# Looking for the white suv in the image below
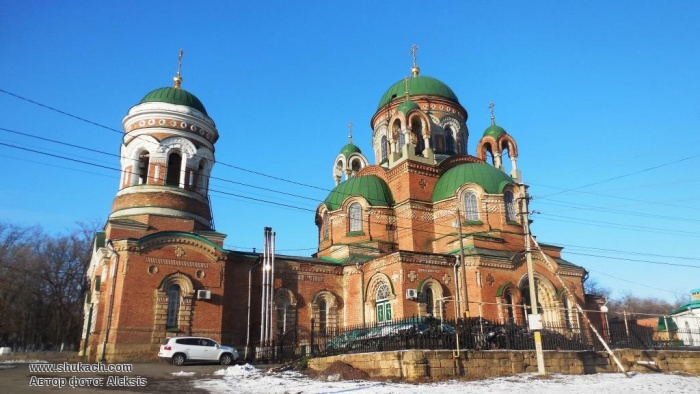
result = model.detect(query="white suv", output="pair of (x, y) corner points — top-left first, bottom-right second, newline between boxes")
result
(158, 337), (239, 366)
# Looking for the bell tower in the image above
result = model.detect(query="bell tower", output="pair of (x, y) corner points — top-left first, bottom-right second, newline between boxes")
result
(108, 50), (220, 235)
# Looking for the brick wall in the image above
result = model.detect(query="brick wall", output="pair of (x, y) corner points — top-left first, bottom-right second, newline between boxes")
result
(309, 349), (700, 381)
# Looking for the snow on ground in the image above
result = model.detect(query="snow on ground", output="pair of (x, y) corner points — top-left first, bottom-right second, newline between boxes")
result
(171, 370), (197, 376)
(193, 364), (700, 394)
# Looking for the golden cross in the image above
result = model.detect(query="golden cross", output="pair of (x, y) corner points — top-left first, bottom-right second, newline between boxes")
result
(409, 44), (418, 67)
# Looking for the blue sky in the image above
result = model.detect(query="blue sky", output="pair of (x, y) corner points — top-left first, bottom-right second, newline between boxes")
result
(1, 1), (698, 304)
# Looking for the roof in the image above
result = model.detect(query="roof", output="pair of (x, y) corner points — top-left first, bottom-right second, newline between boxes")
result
(483, 124), (507, 139)
(140, 87), (208, 115)
(396, 99), (420, 115)
(669, 299), (700, 315)
(324, 175), (394, 211)
(377, 76), (459, 109)
(340, 143), (362, 157)
(432, 162), (514, 202)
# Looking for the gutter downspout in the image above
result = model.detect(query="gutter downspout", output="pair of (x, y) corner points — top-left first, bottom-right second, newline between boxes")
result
(101, 240), (118, 363)
(245, 256), (263, 361)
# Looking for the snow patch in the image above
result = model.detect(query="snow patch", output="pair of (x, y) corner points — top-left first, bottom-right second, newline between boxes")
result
(171, 371), (196, 376)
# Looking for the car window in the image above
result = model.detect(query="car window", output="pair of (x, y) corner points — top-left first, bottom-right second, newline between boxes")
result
(176, 338), (197, 345)
(202, 339), (216, 347)
(162, 338), (171, 345)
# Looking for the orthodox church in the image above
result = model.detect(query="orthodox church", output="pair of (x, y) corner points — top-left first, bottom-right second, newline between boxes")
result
(80, 50), (592, 362)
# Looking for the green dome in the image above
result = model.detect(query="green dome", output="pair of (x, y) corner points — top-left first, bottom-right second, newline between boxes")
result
(340, 143), (362, 157)
(324, 175), (394, 211)
(140, 87), (208, 116)
(483, 124), (507, 139)
(377, 76), (459, 109)
(432, 163), (513, 202)
(397, 99), (420, 115)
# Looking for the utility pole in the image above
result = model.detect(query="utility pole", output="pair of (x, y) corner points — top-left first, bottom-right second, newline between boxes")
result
(456, 209), (470, 318)
(519, 184), (546, 375)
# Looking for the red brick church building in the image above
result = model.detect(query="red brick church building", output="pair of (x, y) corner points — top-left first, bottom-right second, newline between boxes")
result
(80, 55), (590, 362)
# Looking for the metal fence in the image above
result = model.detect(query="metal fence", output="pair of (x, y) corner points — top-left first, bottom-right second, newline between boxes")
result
(251, 313), (700, 362)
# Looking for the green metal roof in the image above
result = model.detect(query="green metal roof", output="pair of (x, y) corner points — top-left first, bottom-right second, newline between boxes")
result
(324, 175), (394, 211)
(483, 124), (507, 139)
(397, 99), (420, 115)
(377, 76), (459, 109)
(140, 87), (208, 115)
(669, 299), (700, 315)
(340, 143), (362, 157)
(432, 163), (513, 202)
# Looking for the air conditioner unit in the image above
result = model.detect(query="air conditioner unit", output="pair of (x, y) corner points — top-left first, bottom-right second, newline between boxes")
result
(197, 289), (211, 300)
(406, 289), (418, 300)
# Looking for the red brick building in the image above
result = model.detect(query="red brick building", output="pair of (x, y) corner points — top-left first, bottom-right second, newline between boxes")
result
(81, 58), (589, 362)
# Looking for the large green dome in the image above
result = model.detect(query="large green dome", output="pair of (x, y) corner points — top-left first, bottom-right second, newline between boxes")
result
(140, 87), (208, 116)
(432, 163), (513, 202)
(324, 175), (394, 211)
(378, 76), (459, 109)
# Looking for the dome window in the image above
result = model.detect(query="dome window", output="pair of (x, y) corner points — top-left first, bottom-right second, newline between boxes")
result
(349, 203), (362, 232)
(464, 191), (479, 221)
(166, 152), (182, 187)
(137, 151), (150, 185)
(504, 191), (516, 222)
(380, 135), (388, 162)
(445, 127), (455, 154)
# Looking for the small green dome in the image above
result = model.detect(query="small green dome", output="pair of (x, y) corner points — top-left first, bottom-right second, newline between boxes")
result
(140, 87), (208, 116)
(432, 163), (513, 202)
(483, 124), (507, 139)
(340, 143), (362, 157)
(324, 175), (394, 211)
(397, 100), (420, 115)
(377, 76), (459, 109)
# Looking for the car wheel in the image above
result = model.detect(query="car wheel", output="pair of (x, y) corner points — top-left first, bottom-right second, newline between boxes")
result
(220, 353), (233, 366)
(172, 353), (186, 366)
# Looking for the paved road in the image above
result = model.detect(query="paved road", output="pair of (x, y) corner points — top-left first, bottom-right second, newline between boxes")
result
(0, 360), (247, 393)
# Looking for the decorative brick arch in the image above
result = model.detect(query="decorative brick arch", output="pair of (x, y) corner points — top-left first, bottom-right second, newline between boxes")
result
(417, 277), (444, 317)
(152, 272), (195, 344)
(310, 290), (340, 335)
(273, 287), (298, 337)
(365, 273), (395, 305)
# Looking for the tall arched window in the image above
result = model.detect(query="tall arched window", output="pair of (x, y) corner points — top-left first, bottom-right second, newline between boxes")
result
(412, 118), (424, 156)
(349, 203), (362, 232)
(166, 152), (182, 186)
(166, 284), (181, 329)
(137, 151), (150, 185)
(504, 290), (515, 324)
(318, 299), (327, 335)
(504, 191), (516, 222)
(322, 211), (329, 240)
(424, 286), (434, 316)
(464, 191), (479, 221)
(445, 128), (455, 154)
(275, 297), (289, 336)
(380, 135), (388, 162)
(398, 132), (405, 156)
(376, 283), (392, 323)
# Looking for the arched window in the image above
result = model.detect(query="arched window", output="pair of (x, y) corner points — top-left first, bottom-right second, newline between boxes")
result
(166, 284), (181, 329)
(464, 191), (479, 221)
(376, 283), (392, 323)
(196, 161), (207, 194)
(275, 297), (289, 336)
(166, 152), (182, 186)
(318, 299), (328, 335)
(412, 118), (424, 156)
(424, 286), (434, 316)
(445, 128), (455, 154)
(504, 290), (515, 324)
(349, 203), (362, 232)
(380, 135), (388, 162)
(322, 211), (329, 240)
(137, 151), (150, 185)
(398, 132), (405, 156)
(504, 191), (516, 222)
